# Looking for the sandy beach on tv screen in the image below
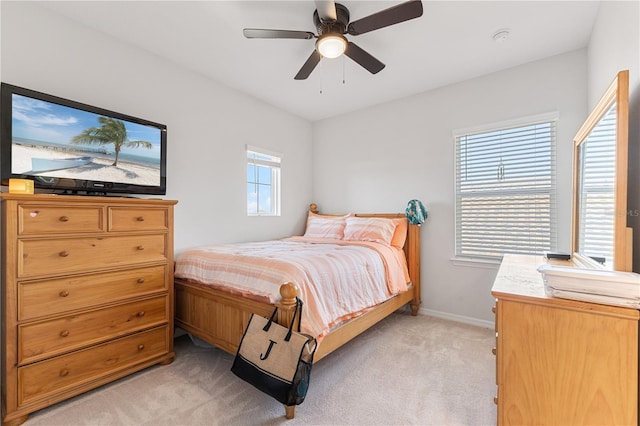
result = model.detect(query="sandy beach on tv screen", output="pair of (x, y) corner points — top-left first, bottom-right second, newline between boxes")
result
(12, 144), (159, 186)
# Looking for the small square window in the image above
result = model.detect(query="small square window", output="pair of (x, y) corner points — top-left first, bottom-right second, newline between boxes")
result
(247, 147), (281, 216)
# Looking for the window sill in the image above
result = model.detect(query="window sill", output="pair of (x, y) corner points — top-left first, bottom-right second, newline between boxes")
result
(451, 256), (501, 269)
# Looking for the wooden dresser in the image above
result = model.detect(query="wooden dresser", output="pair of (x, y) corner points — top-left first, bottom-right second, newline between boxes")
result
(1, 193), (178, 426)
(492, 254), (639, 425)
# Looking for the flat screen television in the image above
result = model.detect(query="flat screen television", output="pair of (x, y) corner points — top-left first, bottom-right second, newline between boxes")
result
(0, 83), (167, 196)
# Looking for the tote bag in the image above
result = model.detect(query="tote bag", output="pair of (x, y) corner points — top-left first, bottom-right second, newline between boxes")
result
(231, 298), (317, 406)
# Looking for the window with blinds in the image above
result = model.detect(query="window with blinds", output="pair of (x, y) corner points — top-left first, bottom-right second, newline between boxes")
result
(455, 117), (557, 260)
(247, 146), (281, 216)
(576, 103), (616, 264)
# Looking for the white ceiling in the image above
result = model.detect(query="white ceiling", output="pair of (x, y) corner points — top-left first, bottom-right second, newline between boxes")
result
(36, 1), (600, 122)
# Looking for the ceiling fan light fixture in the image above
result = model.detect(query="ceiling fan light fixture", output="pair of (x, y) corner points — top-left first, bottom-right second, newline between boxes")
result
(316, 34), (347, 58)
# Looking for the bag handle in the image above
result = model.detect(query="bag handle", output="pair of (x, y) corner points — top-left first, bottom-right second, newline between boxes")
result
(262, 297), (304, 342)
(288, 298), (306, 340)
(295, 298), (303, 333)
(262, 306), (279, 332)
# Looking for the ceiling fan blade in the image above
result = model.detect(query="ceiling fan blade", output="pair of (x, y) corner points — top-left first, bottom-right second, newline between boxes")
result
(294, 50), (322, 80)
(347, 0), (423, 36)
(344, 42), (385, 74)
(243, 28), (315, 40)
(315, 0), (337, 22)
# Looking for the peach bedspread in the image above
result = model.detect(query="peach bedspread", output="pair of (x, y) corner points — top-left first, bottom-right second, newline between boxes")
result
(174, 236), (410, 339)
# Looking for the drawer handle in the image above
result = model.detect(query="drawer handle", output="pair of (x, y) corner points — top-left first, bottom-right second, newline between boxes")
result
(59, 290), (69, 298)
(137, 216), (145, 222)
(493, 396), (498, 405)
(136, 311), (146, 318)
(60, 368), (70, 377)
(137, 278), (146, 284)
(492, 347), (496, 355)
(138, 344), (145, 351)
(137, 246), (145, 251)
(491, 306), (496, 314)
(59, 216), (69, 222)
(59, 251), (70, 257)
(60, 330), (70, 338)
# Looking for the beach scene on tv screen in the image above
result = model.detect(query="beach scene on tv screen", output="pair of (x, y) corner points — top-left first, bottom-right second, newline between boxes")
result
(11, 93), (162, 186)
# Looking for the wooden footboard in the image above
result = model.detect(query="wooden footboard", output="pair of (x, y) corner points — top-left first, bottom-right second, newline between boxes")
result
(174, 278), (417, 361)
(174, 281), (300, 355)
(174, 206), (421, 418)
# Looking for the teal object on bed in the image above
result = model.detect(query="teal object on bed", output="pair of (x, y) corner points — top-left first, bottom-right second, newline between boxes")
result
(405, 199), (427, 226)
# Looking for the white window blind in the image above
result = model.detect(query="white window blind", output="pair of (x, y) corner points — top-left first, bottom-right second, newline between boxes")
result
(455, 117), (557, 260)
(576, 103), (616, 264)
(247, 146), (281, 216)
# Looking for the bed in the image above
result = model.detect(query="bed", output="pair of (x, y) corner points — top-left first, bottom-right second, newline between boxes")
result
(173, 204), (421, 418)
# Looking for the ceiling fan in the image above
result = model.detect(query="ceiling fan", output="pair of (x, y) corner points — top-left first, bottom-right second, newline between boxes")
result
(243, 0), (423, 80)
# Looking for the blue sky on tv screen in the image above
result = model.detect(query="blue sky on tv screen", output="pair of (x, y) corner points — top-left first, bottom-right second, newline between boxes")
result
(12, 93), (162, 160)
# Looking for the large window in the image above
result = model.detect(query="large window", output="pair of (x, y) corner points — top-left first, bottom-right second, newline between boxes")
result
(247, 146), (281, 216)
(454, 115), (557, 261)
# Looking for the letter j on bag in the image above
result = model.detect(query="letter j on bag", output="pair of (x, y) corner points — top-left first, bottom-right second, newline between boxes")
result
(260, 339), (277, 360)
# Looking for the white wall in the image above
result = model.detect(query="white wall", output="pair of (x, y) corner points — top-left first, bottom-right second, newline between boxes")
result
(588, 1), (640, 109)
(312, 50), (587, 324)
(0, 2), (314, 252)
(588, 0), (640, 272)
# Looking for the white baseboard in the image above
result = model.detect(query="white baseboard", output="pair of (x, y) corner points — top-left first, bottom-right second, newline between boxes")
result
(419, 307), (494, 329)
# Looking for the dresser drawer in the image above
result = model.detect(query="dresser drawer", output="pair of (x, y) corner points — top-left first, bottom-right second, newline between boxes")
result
(18, 234), (167, 278)
(109, 207), (168, 232)
(19, 265), (167, 320)
(19, 295), (168, 364)
(18, 205), (103, 235)
(18, 326), (168, 405)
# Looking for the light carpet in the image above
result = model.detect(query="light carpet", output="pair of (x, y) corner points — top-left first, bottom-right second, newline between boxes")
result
(24, 311), (497, 425)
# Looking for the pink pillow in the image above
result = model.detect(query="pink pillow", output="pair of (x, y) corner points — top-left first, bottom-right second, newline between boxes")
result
(343, 217), (397, 246)
(390, 218), (408, 248)
(304, 212), (348, 239)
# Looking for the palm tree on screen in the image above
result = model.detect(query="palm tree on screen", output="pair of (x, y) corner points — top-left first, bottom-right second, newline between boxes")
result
(72, 117), (152, 166)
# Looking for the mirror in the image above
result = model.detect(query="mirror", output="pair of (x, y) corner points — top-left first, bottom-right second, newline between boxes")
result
(572, 70), (632, 271)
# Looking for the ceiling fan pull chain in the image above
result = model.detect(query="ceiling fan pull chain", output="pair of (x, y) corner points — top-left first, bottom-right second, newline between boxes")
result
(319, 60), (324, 94)
(343, 55), (346, 84)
